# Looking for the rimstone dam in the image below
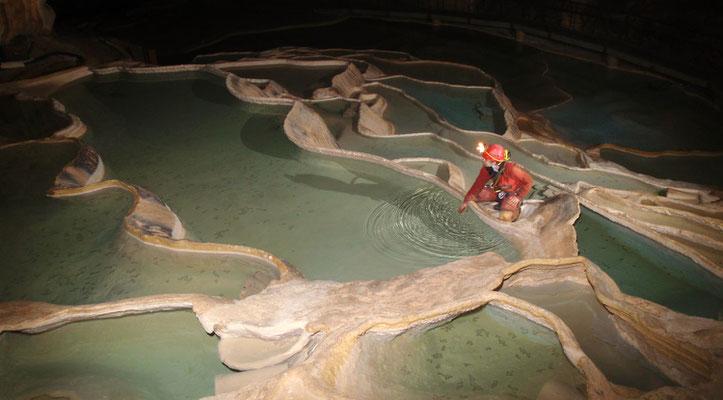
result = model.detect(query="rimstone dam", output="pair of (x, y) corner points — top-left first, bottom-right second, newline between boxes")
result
(1, 2), (722, 400)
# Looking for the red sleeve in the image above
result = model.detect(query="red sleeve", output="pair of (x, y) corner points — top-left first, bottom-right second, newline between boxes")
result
(509, 163), (533, 197)
(464, 167), (491, 202)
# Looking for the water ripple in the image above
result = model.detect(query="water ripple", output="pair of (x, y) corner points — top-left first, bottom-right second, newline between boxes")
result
(366, 186), (507, 264)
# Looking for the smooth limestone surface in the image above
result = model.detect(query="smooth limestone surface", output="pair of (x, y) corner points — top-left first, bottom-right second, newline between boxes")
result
(54, 74), (518, 281)
(219, 64), (348, 98)
(348, 305), (587, 400)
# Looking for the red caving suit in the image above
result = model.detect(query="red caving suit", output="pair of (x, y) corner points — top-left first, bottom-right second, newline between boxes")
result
(463, 162), (533, 219)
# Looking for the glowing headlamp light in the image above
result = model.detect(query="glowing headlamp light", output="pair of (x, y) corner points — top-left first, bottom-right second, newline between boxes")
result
(476, 142), (486, 154)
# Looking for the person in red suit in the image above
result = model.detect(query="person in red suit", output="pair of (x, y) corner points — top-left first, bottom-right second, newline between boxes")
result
(457, 143), (533, 222)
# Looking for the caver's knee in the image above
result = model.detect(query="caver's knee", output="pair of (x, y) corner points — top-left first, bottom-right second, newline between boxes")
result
(499, 210), (516, 222)
(499, 195), (521, 222)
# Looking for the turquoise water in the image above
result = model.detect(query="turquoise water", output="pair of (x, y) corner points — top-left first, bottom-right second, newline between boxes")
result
(576, 208), (723, 320)
(339, 132), (483, 185)
(600, 149), (723, 188)
(540, 54), (723, 153)
(319, 100), (483, 185)
(348, 305), (586, 399)
(351, 84), (661, 193)
(503, 282), (674, 390)
(328, 78), (722, 320)
(0, 311), (230, 400)
(0, 142), (277, 305)
(54, 75), (518, 281)
(373, 76), (505, 133)
(516, 139), (583, 167)
(234, 19), (723, 186)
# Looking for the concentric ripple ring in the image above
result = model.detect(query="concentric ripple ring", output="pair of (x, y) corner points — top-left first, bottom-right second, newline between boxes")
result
(366, 186), (509, 264)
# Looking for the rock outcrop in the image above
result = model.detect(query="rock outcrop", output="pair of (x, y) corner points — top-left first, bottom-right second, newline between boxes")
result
(0, 0), (55, 46)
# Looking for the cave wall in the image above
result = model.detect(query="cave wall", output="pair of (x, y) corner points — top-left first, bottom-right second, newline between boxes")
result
(329, 0), (722, 92)
(0, 0), (55, 45)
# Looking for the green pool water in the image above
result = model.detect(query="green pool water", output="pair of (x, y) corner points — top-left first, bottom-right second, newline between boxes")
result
(71, 17), (723, 396)
(0, 311), (230, 400)
(347, 305), (586, 400)
(0, 72), (522, 398)
(53, 73), (518, 281)
(576, 208), (723, 320)
(0, 142), (277, 305)
(4, 27), (721, 397)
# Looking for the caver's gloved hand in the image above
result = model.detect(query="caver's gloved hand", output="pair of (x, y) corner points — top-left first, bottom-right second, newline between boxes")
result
(504, 194), (522, 209)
